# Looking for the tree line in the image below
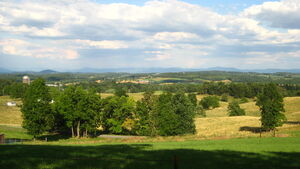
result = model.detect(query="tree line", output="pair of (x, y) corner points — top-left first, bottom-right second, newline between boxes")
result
(21, 78), (197, 138)
(21, 78), (286, 138)
(1, 78), (300, 100)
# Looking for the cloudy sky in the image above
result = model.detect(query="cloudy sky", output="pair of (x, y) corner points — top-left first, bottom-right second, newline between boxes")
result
(0, 0), (300, 71)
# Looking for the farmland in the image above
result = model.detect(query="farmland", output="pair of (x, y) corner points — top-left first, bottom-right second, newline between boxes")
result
(0, 94), (300, 169)
(1, 137), (300, 169)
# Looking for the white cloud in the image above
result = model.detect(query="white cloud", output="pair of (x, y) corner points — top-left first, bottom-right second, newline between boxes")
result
(0, 39), (78, 60)
(0, 0), (300, 69)
(74, 39), (128, 49)
(243, 0), (300, 29)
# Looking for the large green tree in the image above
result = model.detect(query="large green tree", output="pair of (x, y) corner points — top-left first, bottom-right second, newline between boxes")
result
(135, 91), (157, 136)
(21, 78), (54, 137)
(55, 86), (102, 138)
(101, 95), (136, 134)
(153, 92), (196, 136)
(256, 83), (286, 131)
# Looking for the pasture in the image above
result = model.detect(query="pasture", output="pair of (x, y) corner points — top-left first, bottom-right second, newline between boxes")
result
(0, 95), (300, 140)
(1, 137), (300, 169)
(0, 95), (300, 169)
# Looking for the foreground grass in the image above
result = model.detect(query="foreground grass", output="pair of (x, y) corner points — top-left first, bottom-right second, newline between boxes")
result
(1, 137), (299, 169)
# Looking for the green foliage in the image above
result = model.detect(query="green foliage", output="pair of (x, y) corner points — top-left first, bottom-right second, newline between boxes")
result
(221, 93), (229, 102)
(188, 93), (197, 107)
(5, 82), (27, 98)
(21, 78), (54, 137)
(54, 86), (102, 137)
(101, 96), (135, 134)
(240, 97), (249, 104)
(196, 105), (206, 117)
(228, 100), (245, 116)
(200, 96), (220, 110)
(153, 92), (196, 136)
(114, 88), (128, 97)
(135, 91), (157, 136)
(256, 83), (286, 131)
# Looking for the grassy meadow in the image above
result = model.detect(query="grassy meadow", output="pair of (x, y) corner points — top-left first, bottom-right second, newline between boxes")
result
(0, 95), (300, 169)
(1, 137), (300, 169)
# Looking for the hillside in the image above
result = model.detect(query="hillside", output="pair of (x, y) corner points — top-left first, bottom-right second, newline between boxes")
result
(0, 95), (299, 139)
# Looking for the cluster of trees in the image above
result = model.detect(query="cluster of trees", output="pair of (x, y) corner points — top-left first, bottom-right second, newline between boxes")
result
(12, 77), (287, 138)
(79, 81), (300, 98)
(21, 78), (196, 138)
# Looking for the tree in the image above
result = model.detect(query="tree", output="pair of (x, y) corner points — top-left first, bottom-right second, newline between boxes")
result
(79, 89), (102, 137)
(101, 95), (136, 134)
(228, 100), (245, 116)
(152, 92), (178, 136)
(54, 86), (102, 138)
(152, 92), (196, 136)
(172, 92), (196, 134)
(196, 105), (206, 117)
(21, 78), (54, 137)
(256, 83), (286, 133)
(199, 96), (220, 110)
(220, 93), (228, 102)
(135, 91), (157, 136)
(188, 93), (197, 107)
(7, 82), (28, 98)
(114, 88), (128, 97)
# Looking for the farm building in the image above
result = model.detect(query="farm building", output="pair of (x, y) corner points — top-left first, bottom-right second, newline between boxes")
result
(6, 101), (16, 107)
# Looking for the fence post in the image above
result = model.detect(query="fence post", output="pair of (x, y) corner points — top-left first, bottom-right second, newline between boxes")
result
(173, 155), (178, 169)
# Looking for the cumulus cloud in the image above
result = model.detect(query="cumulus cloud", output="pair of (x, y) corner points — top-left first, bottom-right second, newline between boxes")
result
(243, 0), (300, 29)
(0, 39), (78, 60)
(0, 0), (299, 69)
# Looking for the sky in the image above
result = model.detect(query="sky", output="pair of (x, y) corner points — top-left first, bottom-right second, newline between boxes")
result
(0, 0), (300, 71)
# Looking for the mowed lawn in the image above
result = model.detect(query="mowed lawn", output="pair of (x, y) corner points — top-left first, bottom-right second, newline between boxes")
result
(1, 137), (300, 169)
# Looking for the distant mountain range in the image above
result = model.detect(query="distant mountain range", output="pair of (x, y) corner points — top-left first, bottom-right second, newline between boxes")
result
(1, 67), (300, 74)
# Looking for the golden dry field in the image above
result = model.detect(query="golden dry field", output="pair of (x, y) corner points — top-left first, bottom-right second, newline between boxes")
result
(0, 96), (22, 126)
(0, 95), (299, 139)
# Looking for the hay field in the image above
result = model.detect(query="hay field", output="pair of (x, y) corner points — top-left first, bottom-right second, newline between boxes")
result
(0, 96), (22, 126)
(284, 97), (300, 121)
(0, 95), (299, 139)
(100, 91), (163, 101)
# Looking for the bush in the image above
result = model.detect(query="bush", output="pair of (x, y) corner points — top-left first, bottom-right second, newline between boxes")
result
(196, 105), (206, 117)
(228, 100), (245, 116)
(240, 97), (249, 104)
(221, 94), (229, 102)
(199, 96), (220, 110)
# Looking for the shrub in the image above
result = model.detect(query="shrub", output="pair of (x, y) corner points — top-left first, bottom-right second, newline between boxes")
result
(228, 100), (245, 116)
(199, 96), (220, 110)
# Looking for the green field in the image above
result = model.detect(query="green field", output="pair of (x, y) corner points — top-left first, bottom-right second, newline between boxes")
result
(1, 137), (300, 169)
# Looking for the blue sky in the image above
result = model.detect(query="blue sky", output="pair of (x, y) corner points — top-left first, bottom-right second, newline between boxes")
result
(0, 0), (300, 71)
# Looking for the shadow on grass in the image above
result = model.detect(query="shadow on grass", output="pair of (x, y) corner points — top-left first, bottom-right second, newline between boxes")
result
(239, 126), (263, 133)
(285, 121), (300, 125)
(37, 133), (71, 141)
(0, 144), (299, 169)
